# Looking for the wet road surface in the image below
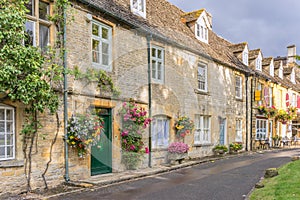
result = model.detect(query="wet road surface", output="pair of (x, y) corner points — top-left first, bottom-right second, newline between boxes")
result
(50, 149), (300, 200)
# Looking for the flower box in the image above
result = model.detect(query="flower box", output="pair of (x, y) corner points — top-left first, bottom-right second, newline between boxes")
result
(168, 153), (188, 164)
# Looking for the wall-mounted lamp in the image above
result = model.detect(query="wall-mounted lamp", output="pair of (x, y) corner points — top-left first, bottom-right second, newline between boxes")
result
(85, 13), (92, 23)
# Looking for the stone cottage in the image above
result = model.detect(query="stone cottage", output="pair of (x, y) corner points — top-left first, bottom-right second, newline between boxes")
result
(3, 0), (298, 195)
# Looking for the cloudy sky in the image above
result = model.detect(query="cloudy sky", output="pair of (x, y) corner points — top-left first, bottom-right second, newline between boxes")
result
(167, 0), (299, 58)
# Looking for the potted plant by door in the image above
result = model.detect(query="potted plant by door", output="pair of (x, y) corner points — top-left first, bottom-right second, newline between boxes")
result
(213, 144), (228, 156)
(229, 142), (243, 154)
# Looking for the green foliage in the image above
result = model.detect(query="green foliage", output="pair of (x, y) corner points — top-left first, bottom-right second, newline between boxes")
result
(72, 66), (120, 96)
(0, 0), (59, 115)
(213, 144), (228, 152)
(229, 142), (243, 151)
(122, 151), (143, 170)
(250, 160), (300, 200)
(0, 0), (64, 191)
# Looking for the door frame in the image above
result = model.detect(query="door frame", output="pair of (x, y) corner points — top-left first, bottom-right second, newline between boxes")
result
(90, 107), (112, 175)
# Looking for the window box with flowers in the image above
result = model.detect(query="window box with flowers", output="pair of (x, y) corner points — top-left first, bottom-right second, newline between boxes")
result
(276, 109), (293, 124)
(257, 105), (278, 119)
(257, 105), (268, 115)
(174, 116), (194, 138)
(119, 101), (151, 170)
(67, 113), (104, 158)
(167, 142), (189, 164)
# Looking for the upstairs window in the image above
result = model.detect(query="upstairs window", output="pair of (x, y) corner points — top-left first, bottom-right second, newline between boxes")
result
(0, 105), (15, 161)
(292, 93), (297, 107)
(25, 0), (51, 50)
(279, 65), (283, 79)
(235, 76), (242, 99)
(242, 49), (248, 66)
(256, 57), (262, 71)
(269, 87), (273, 107)
(198, 63), (207, 92)
(130, 0), (146, 18)
(151, 46), (164, 83)
(92, 21), (112, 71)
(195, 17), (208, 43)
(291, 68), (296, 83)
(270, 62), (274, 77)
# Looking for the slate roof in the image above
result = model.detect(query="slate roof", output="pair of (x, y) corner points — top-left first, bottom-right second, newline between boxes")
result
(249, 49), (261, 60)
(181, 9), (204, 23)
(229, 43), (247, 53)
(77, 0), (298, 88)
(78, 0), (250, 73)
(262, 57), (272, 67)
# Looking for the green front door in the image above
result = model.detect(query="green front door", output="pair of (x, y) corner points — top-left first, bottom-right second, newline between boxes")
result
(91, 108), (112, 175)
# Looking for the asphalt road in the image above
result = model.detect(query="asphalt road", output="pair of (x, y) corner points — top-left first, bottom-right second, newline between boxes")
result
(50, 149), (300, 200)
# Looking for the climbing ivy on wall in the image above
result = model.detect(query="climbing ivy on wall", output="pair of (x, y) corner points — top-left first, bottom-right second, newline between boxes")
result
(1, 0), (120, 193)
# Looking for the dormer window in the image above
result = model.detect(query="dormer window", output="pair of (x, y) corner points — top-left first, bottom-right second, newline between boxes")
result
(195, 17), (208, 43)
(130, 0), (146, 18)
(242, 48), (248, 66)
(279, 65), (283, 79)
(256, 55), (262, 71)
(270, 61), (274, 77)
(291, 68), (296, 83)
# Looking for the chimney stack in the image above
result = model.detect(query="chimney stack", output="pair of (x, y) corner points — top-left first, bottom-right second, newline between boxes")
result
(287, 45), (296, 63)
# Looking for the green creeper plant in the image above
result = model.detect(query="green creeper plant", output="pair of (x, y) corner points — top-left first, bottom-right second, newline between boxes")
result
(1, 0), (120, 192)
(0, 0), (61, 192)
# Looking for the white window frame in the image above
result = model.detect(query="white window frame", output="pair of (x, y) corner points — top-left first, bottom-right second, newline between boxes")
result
(130, 0), (146, 18)
(194, 115), (211, 145)
(291, 68), (296, 83)
(270, 62), (274, 77)
(292, 93), (297, 107)
(279, 65), (283, 79)
(198, 63), (208, 92)
(256, 57), (262, 71)
(235, 75), (242, 99)
(269, 87), (273, 107)
(151, 116), (169, 149)
(195, 17), (208, 43)
(242, 49), (248, 66)
(0, 105), (15, 161)
(256, 119), (267, 140)
(151, 46), (164, 83)
(25, 0), (51, 50)
(91, 20), (112, 71)
(235, 119), (242, 142)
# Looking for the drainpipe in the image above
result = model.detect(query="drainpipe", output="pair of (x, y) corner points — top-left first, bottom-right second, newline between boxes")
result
(245, 74), (249, 151)
(147, 34), (152, 168)
(250, 77), (254, 151)
(63, 4), (70, 182)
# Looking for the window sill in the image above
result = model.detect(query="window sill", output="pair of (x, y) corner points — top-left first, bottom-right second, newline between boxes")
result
(194, 89), (210, 95)
(0, 160), (24, 168)
(235, 97), (243, 102)
(193, 143), (213, 147)
(151, 147), (168, 152)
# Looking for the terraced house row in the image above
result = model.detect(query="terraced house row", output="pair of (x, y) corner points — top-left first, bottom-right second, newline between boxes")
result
(1, 0), (300, 194)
